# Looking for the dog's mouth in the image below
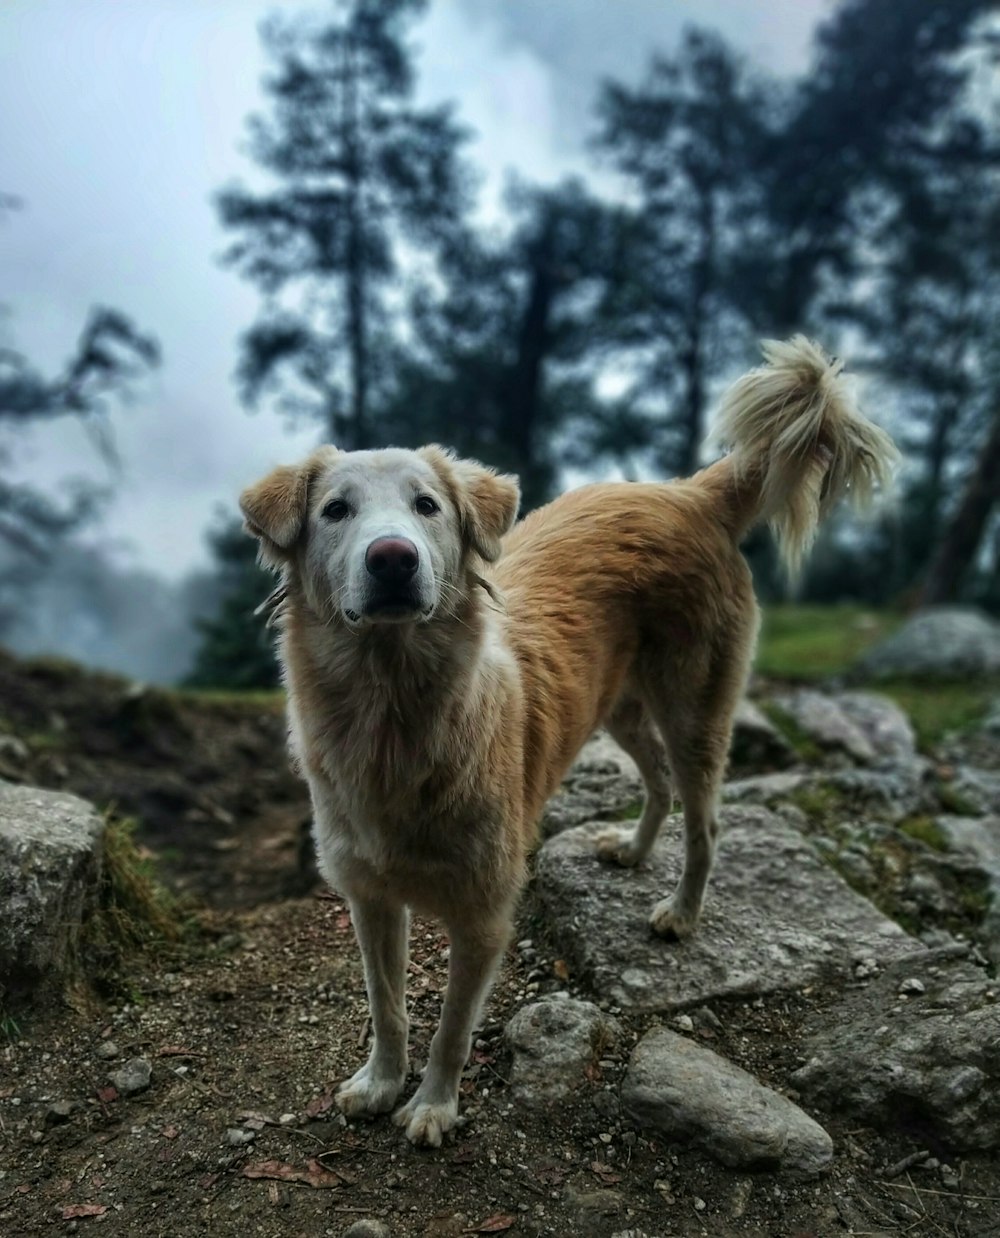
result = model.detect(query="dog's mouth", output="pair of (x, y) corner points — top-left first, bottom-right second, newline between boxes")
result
(345, 593), (435, 626)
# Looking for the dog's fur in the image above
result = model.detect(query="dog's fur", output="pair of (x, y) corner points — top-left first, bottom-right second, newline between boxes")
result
(240, 336), (897, 1147)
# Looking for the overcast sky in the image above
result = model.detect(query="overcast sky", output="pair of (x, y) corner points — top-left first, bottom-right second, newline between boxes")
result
(0, 0), (831, 580)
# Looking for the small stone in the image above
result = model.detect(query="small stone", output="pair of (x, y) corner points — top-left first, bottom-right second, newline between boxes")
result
(95, 1041), (119, 1060)
(109, 1057), (152, 1096)
(278, 1113), (298, 1126)
(342, 1221), (391, 1238)
(899, 977), (926, 995)
(225, 1128), (255, 1146)
(44, 1100), (76, 1125)
(672, 1015), (694, 1033)
(694, 1197), (707, 1211)
(854, 958), (879, 980)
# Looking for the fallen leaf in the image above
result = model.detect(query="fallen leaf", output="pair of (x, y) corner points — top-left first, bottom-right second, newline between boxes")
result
(304, 1092), (336, 1119)
(96, 1085), (118, 1104)
(465, 1215), (517, 1234)
(61, 1204), (108, 1220)
(157, 1045), (203, 1058)
(552, 959), (570, 981)
(590, 1160), (622, 1185)
(198, 1172), (221, 1190)
(161, 1124), (180, 1139)
(15, 1184), (31, 1195)
(238, 1110), (276, 1130)
(243, 1158), (344, 1189)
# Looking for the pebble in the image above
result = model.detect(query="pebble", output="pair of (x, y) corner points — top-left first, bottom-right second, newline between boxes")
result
(279, 1113), (298, 1126)
(44, 1100), (76, 1125)
(672, 1015), (694, 1033)
(342, 1221), (391, 1238)
(899, 977), (926, 995)
(109, 1057), (152, 1096)
(95, 1041), (119, 1060)
(694, 1197), (707, 1212)
(225, 1128), (256, 1146)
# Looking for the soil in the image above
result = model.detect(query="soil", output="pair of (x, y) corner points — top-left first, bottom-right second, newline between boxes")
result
(2, 650), (999, 1237)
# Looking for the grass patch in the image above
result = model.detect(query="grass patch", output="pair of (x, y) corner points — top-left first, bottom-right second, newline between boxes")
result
(82, 816), (196, 992)
(898, 815), (949, 852)
(787, 782), (850, 828)
(175, 687), (284, 711)
(616, 800), (644, 821)
(756, 605), (901, 681)
(873, 681), (993, 750)
(937, 781), (983, 817)
(760, 702), (823, 763)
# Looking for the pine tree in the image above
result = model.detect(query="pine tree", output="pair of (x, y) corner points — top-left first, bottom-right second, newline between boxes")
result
(217, 0), (470, 448)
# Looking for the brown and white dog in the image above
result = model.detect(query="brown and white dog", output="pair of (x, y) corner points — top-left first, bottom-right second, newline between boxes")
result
(240, 337), (897, 1146)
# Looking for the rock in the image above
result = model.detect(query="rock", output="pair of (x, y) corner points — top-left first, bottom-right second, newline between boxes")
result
(95, 1041), (119, 1060)
(0, 734), (30, 765)
(623, 1028), (833, 1174)
(225, 1128), (255, 1146)
(506, 997), (620, 1108)
(0, 782), (104, 995)
(44, 1100), (77, 1125)
(770, 690), (877, 764)
(792, 950), (1000, 1150)
(109, 1057), (152, 1096)
(936, 814), (1000, 962)
(342, 1222), (391, 1238)
(541, 732), (643, 837)
(729, 700), (796, 774)
(533, 807), (917, 1013)
(833, 692), (918, 764)
(946, 767), (1000, 815)
(852, 607), (1000, 682)
(723, 764), (929, 824)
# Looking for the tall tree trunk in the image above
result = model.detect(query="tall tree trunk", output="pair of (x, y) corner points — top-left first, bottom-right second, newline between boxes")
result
(342, 39), (369, 449)
(675, 185), (715, 477)
(506, 211), (556, 508)
(920, 404), (1000, 606)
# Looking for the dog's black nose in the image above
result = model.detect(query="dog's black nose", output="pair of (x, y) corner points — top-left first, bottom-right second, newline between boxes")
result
(365, 536), (419, 583)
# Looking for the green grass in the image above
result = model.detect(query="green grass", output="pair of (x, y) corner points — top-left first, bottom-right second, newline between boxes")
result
(174, 687), (284, 711)
(81, 816), (197, 993)
(898, 815), (949, 852)
(756, 605), (901, 680)
(874, 681), (994, 750)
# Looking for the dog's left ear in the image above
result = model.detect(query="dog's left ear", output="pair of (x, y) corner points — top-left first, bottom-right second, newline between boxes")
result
(420, 447), (520, 562)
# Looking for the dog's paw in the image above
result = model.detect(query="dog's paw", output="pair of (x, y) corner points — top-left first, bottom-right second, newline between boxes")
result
(649, 896), (699, 940)
(335, 1063), (405, 1118)
(593, 825), (642, 868)
(392, 1095), (458, 1148)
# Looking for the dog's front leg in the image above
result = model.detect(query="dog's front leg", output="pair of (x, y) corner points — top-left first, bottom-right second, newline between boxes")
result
(394, 915), (510, 1148)
(335, 896), (410, 1117)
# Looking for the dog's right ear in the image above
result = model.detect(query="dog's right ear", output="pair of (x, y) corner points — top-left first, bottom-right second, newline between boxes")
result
(240, 462), (313, 572)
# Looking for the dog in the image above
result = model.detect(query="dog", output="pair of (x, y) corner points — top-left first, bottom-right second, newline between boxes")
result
(240, 336), (897, 1147)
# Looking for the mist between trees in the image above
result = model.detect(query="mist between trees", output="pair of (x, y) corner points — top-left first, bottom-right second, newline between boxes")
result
(2, 0), (999, 687)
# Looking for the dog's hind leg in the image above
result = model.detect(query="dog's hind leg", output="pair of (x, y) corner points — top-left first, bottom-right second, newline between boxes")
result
(645, 655), (747, 940)
(394, 912), (511, 1147)
(593, 696), (673, 868)
(335, 897), (410, 1117)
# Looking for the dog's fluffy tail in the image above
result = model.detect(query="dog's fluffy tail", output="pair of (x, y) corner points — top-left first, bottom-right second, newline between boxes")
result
(709, 336), (898, 576)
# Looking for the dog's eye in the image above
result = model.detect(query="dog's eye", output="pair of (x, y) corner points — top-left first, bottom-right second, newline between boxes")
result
(415, 495), (439, 517)
(322, 499), (350, 522)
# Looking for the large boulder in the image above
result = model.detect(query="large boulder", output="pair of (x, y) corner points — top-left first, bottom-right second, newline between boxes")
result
(533, 807), (917, 1013)
(623, 1027), (833, 1174)
(0, 781), (104, 995)
(792, 948), (1000, 1151)
(852, 607), (1000, 682)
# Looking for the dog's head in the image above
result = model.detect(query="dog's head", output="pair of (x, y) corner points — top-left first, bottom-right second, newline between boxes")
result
(240, 445), (520, 628)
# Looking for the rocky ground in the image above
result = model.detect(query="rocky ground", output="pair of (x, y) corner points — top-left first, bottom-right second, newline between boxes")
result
(2, 609), (1000, 1237)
